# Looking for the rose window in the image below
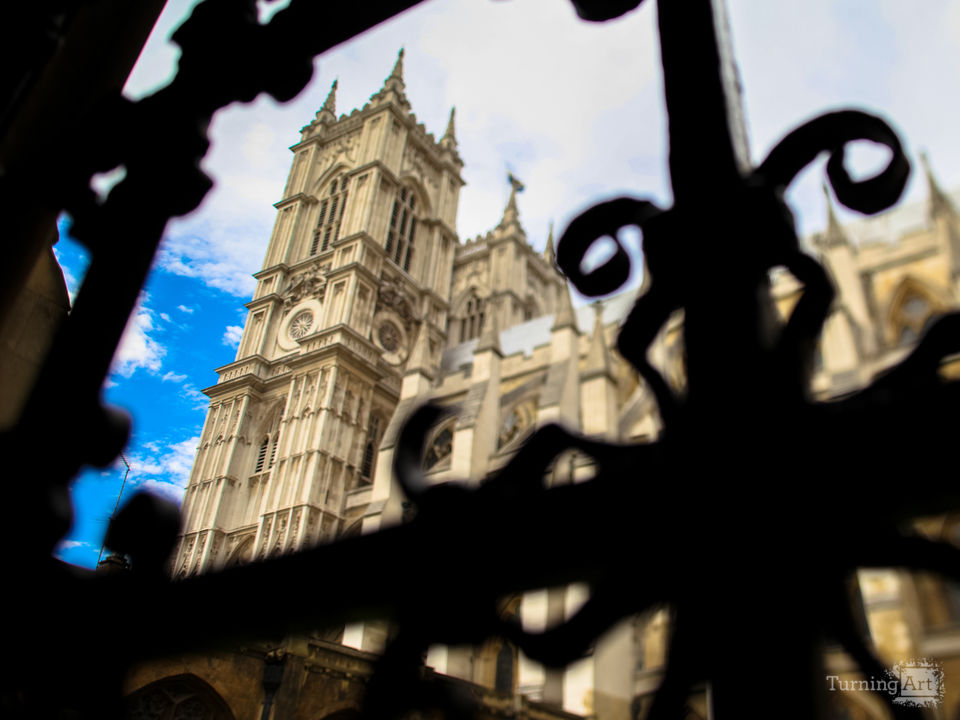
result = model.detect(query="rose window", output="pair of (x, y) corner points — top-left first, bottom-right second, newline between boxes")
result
(378, 322), (401, 352)
(289, 310), (314, 339)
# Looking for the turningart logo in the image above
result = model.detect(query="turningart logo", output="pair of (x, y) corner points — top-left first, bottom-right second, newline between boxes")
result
(826, 658), (944, 708)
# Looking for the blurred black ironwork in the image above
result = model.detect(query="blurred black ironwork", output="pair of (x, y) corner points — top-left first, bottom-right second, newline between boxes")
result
(3, 0), (959, 718)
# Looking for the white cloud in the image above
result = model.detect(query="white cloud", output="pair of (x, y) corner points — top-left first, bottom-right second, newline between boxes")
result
(181, 384), (210, 410)
(161, 370), (187, 383)
(242, 123), (278, 169)
(140, 478), (191, 504)
(160, 312), (172, 322)
(124, 434), (202, 504)
(57, 540), (90, 551)
(111, 294), (166, 378)
(222, 325), (243, 348)
(124, 0), (960, 284)
(177, 304), (195, 314)
(157, 218), (263, 297)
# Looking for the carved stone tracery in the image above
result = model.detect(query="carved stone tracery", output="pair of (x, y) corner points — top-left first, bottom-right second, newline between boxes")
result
(283, 265), (329, 314)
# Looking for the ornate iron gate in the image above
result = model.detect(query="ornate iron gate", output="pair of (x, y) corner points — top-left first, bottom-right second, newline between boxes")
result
(2, 1), (957, 718)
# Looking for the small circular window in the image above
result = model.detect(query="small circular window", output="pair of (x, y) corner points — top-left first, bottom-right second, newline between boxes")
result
(289, 310), (314, 339)
(378, 321), (401, 352)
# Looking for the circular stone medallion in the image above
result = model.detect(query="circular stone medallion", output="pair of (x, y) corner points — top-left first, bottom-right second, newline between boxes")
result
(289, 310), (314, 340)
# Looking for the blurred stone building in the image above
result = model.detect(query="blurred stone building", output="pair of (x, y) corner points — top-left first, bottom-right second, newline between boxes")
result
(122, 50), (960, 720)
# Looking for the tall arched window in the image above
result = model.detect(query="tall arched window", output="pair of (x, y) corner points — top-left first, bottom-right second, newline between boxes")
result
(895, 293), (935, 346)
(459, 294), (485, 342)
(424, 421), (455, 471)
(124, 674), (235, 720)
(253, 400), (285, 475)
(254, 436), (269, 473)
(360, 414), (382, 481)
(311, 174), (349, 256)
(385, 186), (417, 271)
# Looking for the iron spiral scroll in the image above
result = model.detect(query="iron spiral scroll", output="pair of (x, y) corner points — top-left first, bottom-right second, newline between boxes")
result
(3, 0), (960, 718)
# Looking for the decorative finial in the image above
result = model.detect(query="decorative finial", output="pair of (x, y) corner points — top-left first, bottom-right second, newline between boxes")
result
(389, 47), (405, 82)
(506, 171), (524, 213)
(544, 221), (557, 269)
(495, 171), (525, 232)
(443, 106), (456, 142)
(319, 78), (337, 119)
(440, 106), (458, 155)
(370, 47), (409, 108)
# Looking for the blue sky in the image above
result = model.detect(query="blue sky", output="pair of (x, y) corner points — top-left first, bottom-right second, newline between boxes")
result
(53, 0), (960, 566)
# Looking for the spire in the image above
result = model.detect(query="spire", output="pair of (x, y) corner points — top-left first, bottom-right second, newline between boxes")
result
(920, 151), (957, 220)
(439, 106), (458, 156)
(584, 302), (614, 379)
(544, 222), (557, 270)
(389, 47), (405, 83)
(443, 107), (456, 142)
(818, 182), (849, 248)
(316, 79), (337, 123)
(370, 48), (409, 108)
(475, 298), (502, 356)
(552, 281), (577, 332)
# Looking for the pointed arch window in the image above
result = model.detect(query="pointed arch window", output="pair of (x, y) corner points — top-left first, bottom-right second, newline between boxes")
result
(311, 174), (349, 256)
(385, 186), (417, 272)
(252, 399), (286, 476)
(361, 413), (382, 481)
(254, 436), (269, 473)
(268, 434), (279, 468)
(424, 422), (455, 471)
(459, 294), (486, 342)
(891, 285), (939, 348)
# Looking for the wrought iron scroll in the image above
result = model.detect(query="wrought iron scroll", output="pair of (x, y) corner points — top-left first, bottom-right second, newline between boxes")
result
(4, 0), (960, 719)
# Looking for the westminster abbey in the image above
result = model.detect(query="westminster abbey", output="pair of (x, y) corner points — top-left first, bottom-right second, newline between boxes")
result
(120, 50), (960, 720)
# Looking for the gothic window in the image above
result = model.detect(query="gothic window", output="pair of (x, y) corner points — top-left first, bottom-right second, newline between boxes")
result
(124, 674), (235, 720)
(889, 279), (941, 349)
(459, 293), (486, 342)
(896, 294), (934, 346)
(361, 414), (382, 481)
(269, 434), (279, 468)
(253, 401), (285, 476)
(311, 174), (349, 256)
(494, 641), (516, 694)
(498, 402), (535, 450)
(385, 186), (417, 272)
(424, 423), (454, 471)
(254, 436), (269, 473)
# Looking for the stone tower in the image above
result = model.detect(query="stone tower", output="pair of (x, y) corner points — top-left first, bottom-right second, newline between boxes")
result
(448, 176), (566, 344)
(171, 50), (465, 576)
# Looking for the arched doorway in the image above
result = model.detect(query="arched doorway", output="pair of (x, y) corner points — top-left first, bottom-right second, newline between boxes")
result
(125, 674), (235, 720)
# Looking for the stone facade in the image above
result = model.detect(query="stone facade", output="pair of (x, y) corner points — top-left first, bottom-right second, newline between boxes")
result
(141, 50), (960, 720)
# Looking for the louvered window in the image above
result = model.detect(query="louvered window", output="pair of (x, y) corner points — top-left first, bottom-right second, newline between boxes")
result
(385, 187), (417, 272)
(360, 414), (381, 480)
(460, 294), (486, 342)
(311, 174), (349, 256)
(268, 435), (279, 468)
(254, 437), (269, 473)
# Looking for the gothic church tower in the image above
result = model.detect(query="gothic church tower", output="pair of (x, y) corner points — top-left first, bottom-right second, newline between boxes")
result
(172, 51), (464, 576)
